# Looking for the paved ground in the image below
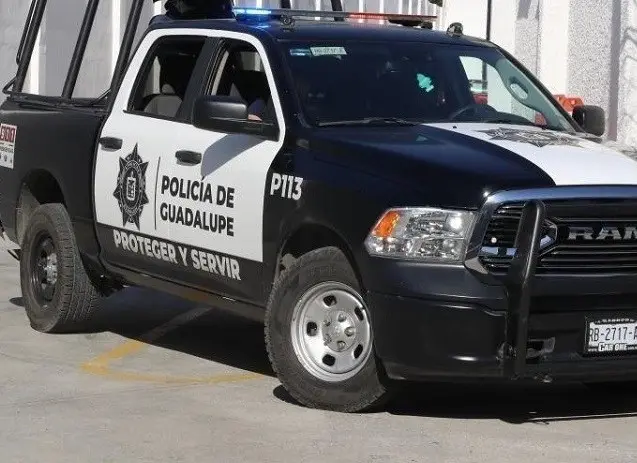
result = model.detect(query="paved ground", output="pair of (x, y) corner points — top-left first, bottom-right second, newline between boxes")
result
(2, 241), (637, 463)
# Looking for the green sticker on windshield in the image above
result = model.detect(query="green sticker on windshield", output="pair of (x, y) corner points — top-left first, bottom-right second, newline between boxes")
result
(310, 46), (347, 56)
(417, 73), (434, 92)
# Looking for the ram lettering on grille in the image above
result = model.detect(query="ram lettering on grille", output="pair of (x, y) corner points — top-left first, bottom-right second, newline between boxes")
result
(567, 226), (637, 241)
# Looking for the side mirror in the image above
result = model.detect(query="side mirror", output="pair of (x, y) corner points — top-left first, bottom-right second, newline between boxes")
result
(572, 105), (605, 137)
(192, 95), (278, 140)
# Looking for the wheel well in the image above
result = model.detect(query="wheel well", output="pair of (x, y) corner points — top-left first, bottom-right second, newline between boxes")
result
(16, 170), (66, 245)
(276, 224), (360, 281)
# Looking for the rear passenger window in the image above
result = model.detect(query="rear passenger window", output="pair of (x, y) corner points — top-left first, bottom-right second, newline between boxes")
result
(128, 36), (206, 121)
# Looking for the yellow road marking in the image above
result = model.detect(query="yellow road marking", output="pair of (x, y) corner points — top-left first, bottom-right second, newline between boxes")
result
(80, 306), (263, 385)
(81, 362), (261, 385)
(80, 340), (146, 374)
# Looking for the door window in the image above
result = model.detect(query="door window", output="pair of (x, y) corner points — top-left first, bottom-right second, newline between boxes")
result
(128, 36), (206, 121)
(208, 41), (276, 123)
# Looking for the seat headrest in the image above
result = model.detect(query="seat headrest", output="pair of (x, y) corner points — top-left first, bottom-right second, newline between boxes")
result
(231, 70), (270, 104)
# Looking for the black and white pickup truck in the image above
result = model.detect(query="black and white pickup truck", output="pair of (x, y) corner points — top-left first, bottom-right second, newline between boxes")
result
(2, 0), (637, 413)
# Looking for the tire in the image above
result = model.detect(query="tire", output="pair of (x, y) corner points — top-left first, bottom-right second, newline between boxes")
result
(19, 203), (101, 333)
(265, 246), (388, 412)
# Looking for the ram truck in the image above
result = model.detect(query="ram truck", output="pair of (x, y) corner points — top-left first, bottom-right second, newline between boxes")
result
(2, 0), (637, 412)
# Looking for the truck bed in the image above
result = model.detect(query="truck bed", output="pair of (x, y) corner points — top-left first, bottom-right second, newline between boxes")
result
(0, 98), (107, 271)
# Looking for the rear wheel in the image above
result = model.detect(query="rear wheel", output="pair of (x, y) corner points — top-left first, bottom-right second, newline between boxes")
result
(265, 246), (388, 412)
(20, 204), (101, 333)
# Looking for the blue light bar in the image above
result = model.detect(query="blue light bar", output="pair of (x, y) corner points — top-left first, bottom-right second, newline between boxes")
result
(232, 8), (437, 26)
(233, 8), (272, 16)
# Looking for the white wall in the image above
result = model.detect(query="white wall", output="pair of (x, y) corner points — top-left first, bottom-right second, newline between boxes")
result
(489, 0), (515, 54)
(441, 0), (486, 37)
(538, 0), (569, 94)
(618, 0), (637, 147)
(0, 1), (31, 101)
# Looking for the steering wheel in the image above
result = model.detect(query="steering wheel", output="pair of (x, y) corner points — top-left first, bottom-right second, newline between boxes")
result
(448, 103), (498, 122)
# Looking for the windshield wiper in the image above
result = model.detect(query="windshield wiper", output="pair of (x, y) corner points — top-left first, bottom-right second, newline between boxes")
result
(318, 117), (419, 127)
(483, 117), (568, 132)
(540, 124), (570, 132)
(484, 117), (535, 126)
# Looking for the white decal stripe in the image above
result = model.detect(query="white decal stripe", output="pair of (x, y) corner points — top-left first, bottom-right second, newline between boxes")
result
(426, 123), (637, 186)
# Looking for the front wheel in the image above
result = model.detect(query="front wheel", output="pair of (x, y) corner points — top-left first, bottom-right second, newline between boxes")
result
(265, 247), (388, 412)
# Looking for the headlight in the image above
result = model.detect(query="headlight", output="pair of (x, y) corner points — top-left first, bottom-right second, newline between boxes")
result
(364, 207), (476, 263)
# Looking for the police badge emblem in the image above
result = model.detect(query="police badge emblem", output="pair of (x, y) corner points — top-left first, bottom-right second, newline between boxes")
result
(113, 144), (149, 229)
(479, 127), (585, 148)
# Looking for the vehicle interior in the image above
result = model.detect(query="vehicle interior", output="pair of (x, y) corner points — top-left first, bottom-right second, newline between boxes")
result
(212, 44), (275, 122)
(284, 44), (462, 124)
(127, 37), (276, 124)
(283, 41), (569, 129)
(132, 39), (206, 119)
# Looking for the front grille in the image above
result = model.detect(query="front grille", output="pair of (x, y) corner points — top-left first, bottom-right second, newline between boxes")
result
(479, 200), (637, 274)
(482, 203), (520, 248)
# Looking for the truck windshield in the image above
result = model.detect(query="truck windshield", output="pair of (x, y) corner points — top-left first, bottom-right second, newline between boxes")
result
(282, 40), (575, 131)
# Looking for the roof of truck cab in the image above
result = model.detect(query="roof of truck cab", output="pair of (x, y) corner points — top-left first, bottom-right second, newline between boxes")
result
(148, 17), (495, 48)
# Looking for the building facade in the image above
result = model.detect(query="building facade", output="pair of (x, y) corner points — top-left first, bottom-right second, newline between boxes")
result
(0, 0), (634, 145)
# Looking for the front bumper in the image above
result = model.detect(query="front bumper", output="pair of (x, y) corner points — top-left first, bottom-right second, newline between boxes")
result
(369, 291), (637, 382)
(365, 200), (637, 383)
(367, 293), (506, 379)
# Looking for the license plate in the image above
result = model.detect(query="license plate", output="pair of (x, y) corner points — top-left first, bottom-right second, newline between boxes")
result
(585, 318), (637, 354)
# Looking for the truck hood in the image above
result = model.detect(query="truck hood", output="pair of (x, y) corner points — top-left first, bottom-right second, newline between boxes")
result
(426, 123), (637, 186)
(308, 123), (637, 209)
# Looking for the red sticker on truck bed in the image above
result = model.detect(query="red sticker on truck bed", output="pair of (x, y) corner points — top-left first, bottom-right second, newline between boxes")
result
(0, 123), (17, 169)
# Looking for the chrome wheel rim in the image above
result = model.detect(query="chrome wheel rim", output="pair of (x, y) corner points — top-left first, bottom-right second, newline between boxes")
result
(290, 282), (373, 382)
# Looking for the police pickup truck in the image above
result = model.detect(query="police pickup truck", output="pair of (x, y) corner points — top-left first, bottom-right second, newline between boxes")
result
(2, 0), (637, 413)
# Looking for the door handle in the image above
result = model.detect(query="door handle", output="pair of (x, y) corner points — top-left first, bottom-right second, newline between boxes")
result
(99, 137), (123, 150)
(175, 150), (202, 165)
